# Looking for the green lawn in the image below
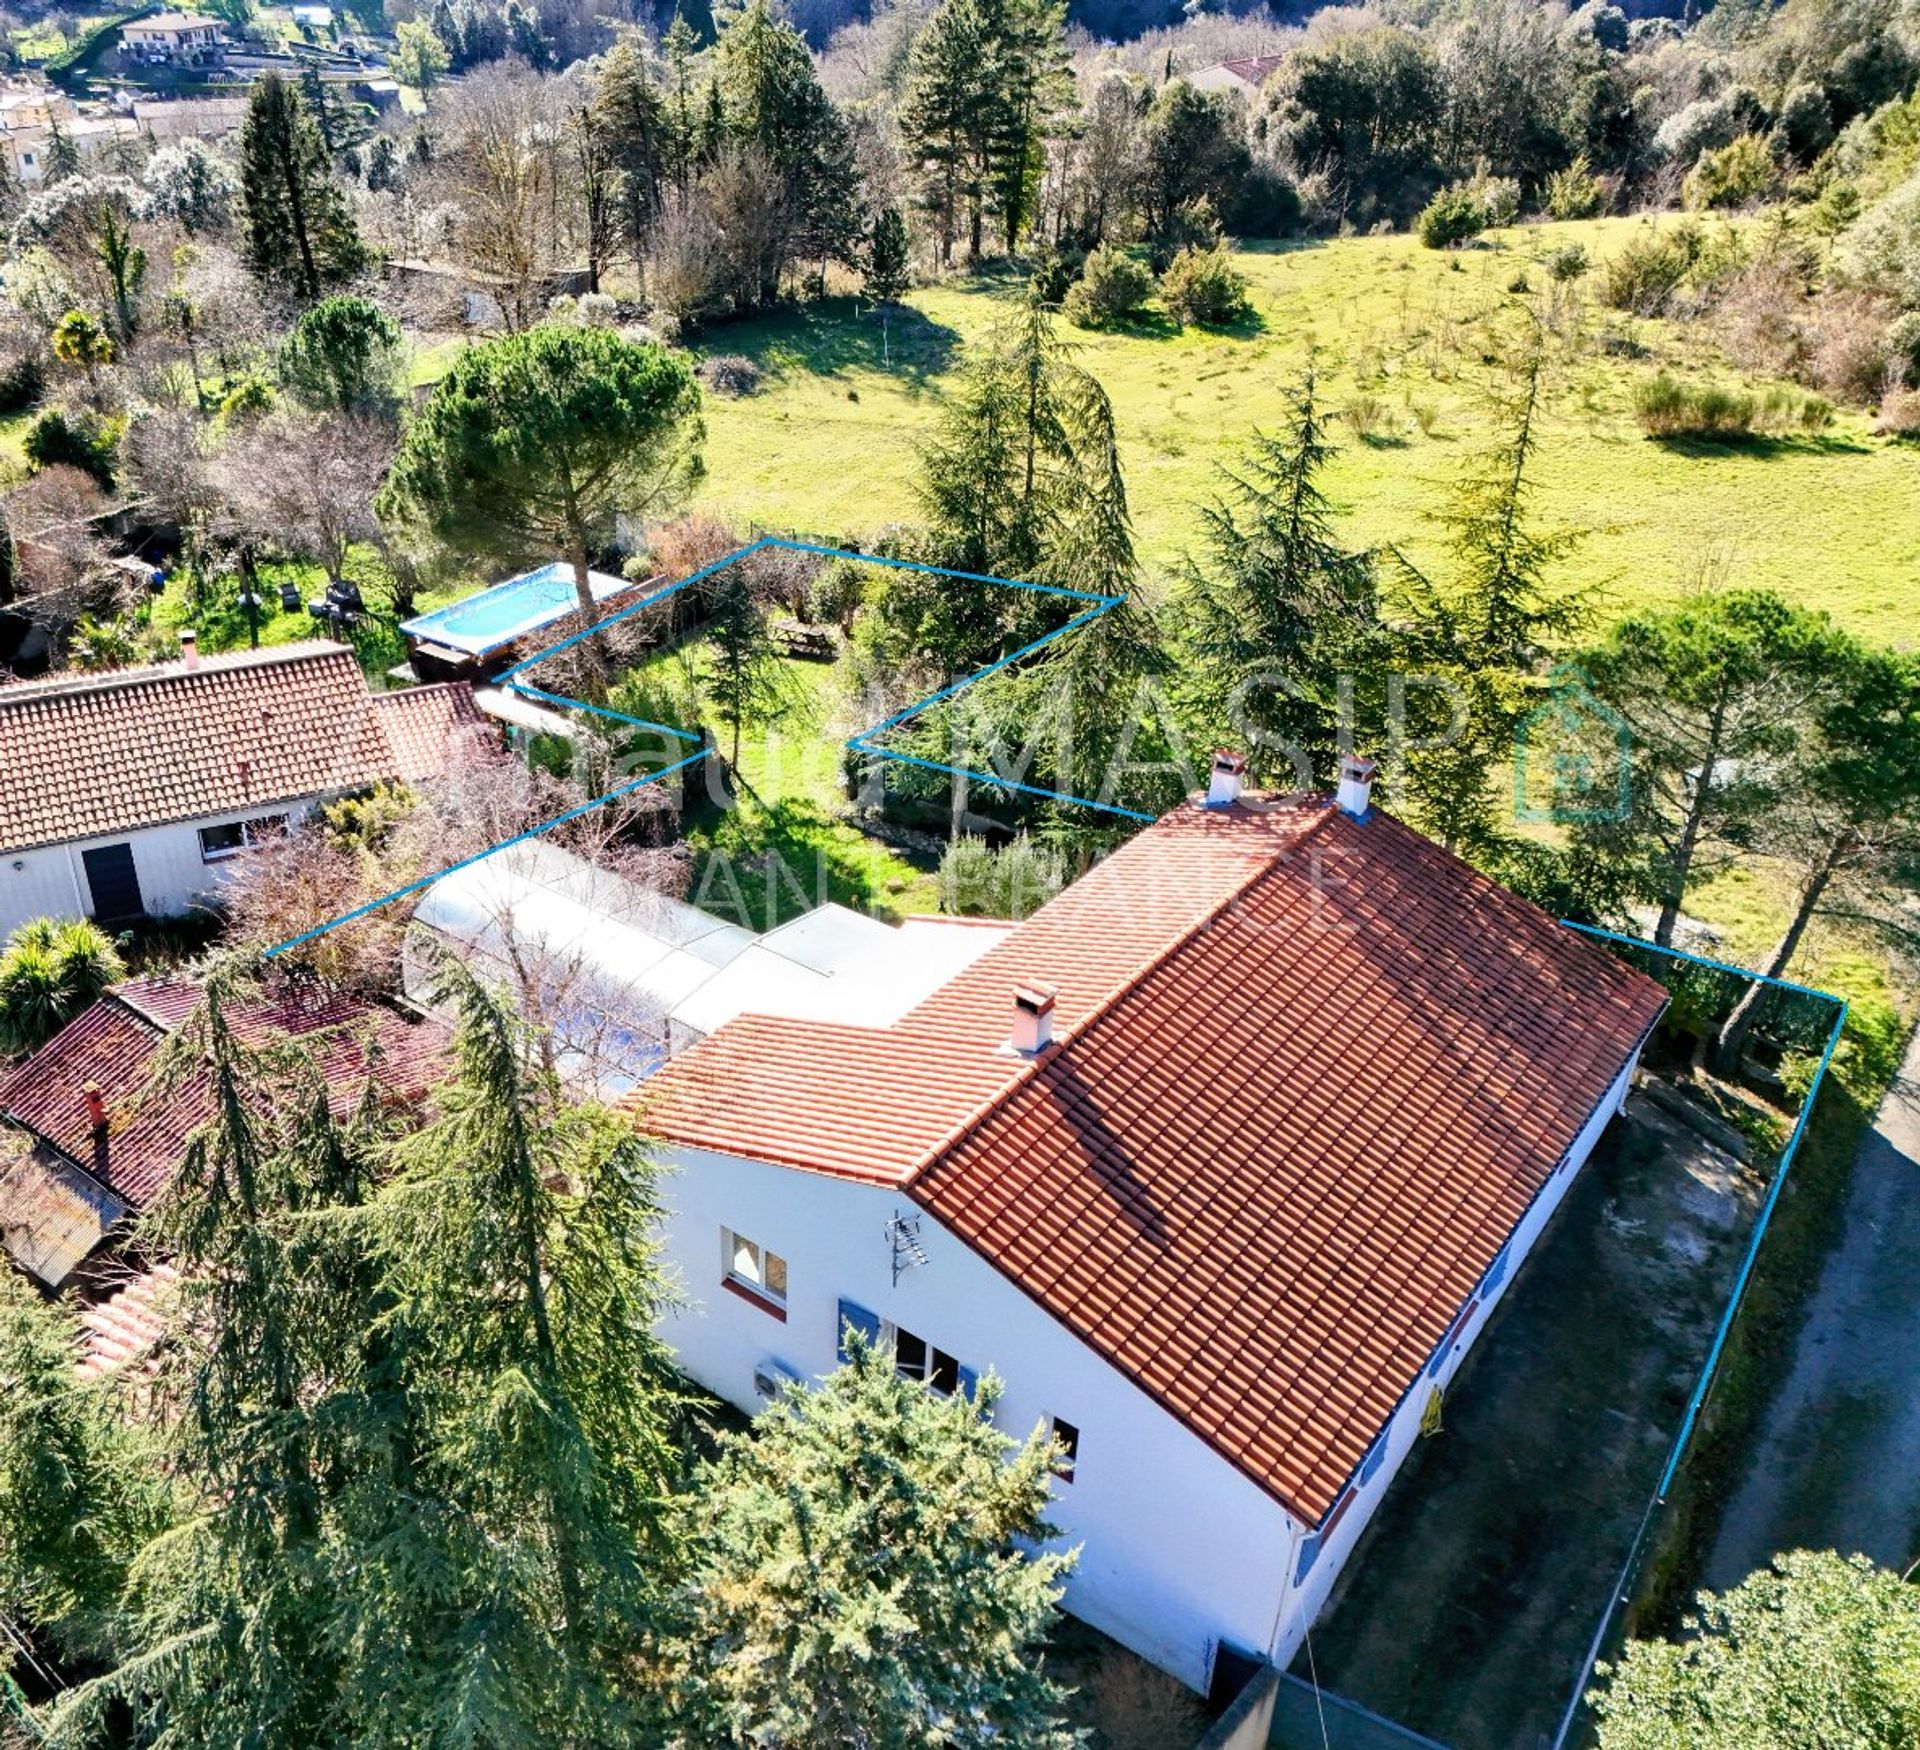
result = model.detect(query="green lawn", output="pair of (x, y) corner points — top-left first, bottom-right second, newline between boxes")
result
(628, 650), (942, 931)
(687, 215), (1920, 643)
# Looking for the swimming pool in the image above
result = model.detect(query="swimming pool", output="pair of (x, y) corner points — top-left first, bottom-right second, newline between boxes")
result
(401, 563), (634, 657)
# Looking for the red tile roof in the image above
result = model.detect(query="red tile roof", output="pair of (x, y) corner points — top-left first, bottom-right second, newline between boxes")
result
(74, 1260), (179, 1381)
(370, 682), (487, 782)
(633, 796), (1667, 1523)
(0, 643), (478, 855)
(0, 976), (449, 1211)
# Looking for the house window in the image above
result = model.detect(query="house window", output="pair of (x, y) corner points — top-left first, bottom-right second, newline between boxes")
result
(723, 1229), (786, 1315)
(1049, 1417), (1080, 1483)
(891, 1322), (973, 1397)
(198, 814), (289, 863)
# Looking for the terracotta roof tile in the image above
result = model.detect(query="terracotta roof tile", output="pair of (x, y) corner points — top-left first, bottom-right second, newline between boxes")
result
(369, 682), (487, 782)
(632, 797), (1666, 1522)
(0, 643), (476, 854)
(0, 976), (449, 1210)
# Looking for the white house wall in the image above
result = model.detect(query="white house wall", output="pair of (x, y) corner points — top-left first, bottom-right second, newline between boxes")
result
(656, 1144), (1304, 1693)
(1270, 1051), (1641, 1661)
(0, 802), (315, 939)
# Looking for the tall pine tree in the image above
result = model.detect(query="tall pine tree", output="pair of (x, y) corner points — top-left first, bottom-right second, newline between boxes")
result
(1178, 366), (1388, 788)
(238, 72), (366, 300)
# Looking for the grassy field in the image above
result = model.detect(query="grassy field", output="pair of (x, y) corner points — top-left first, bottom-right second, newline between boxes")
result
(685, 215), (1920, 644)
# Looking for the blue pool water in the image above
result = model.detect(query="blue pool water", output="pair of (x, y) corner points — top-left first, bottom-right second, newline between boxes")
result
(401, 563), (633, 656)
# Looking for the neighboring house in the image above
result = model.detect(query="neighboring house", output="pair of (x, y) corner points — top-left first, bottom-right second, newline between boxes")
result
(0, 976), (448, 1287)
(628, 756), (1667, 1695)
(0, 639), (482, 940)
(120, 12), (226, 62)
(131, 95), (250, 140)
(408, 839), (1010, 1093)
(0, 89), (138, 184)
(1185, 53), (1288, 97)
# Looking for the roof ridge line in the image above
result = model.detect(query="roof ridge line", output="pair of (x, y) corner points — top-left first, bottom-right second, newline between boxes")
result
(0, 641), (350, 708)
(901, 797), (1340, 1184)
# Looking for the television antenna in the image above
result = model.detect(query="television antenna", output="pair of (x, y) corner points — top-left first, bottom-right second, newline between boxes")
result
(885, 1209), (928, 1284)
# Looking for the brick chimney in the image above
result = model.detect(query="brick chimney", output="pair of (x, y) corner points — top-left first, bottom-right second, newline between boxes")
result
(179, 628), (199, 672)
(1010, 983), (1057, 1055)
(1336, 754), (1377, 819)
(1205, 749), (1247, 809)
(83, 1080), (108, 1179)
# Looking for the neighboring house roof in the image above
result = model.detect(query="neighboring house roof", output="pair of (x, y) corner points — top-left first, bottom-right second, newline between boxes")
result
(371, 682), (487, 782)
(0, 976), (449, 1218)
(1187, 53), (1287, 91)
(0, 643), (480, 855)
(127, 13), (222, 31)
(634, 795), (1667, 1523)
(75, 1259), (179, 1381)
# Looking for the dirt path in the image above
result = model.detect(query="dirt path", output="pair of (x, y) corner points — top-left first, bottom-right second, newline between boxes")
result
(1705, 1029), (1920, 1589)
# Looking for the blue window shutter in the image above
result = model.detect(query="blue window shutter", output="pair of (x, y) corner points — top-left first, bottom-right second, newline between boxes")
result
(836, 1299), (881, 1363)
(1358, 1433), (1387, 1486)
(956, 1363), (979, 1401)
(1295, 1534), (1321, 1585)
(1483, 1241), (1513, 1293)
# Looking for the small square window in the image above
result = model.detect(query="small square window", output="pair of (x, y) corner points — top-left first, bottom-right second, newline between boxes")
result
(722, 1229), (786, 1311)
(1050, 1417), (1080, 1483)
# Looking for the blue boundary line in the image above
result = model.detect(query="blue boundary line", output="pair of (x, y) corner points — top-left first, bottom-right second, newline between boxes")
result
(266, 537), (1129, 957)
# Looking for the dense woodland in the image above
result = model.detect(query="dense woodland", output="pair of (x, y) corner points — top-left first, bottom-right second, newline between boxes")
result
(1, 0), (1919, 1742)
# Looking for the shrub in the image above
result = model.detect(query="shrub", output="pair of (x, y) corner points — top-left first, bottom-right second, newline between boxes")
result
(0, 919), (124, 1056)
(1600, 226), (1719, 316)
(1771, 82), (1834, 167)
(1545, 243), (1590, 283)
(1026, 241), (1085, 306)
(1465, 168), (1522, 228)
(1416, 185), (1485, 249)
(1888, 310), (1920, 385)
(1063, 245), (1153, 329)
(1546, 155), (1607, 221)
(1656, 85), (1769, 168)
(1223, 163), (1302, 238)
(1151, 196), (1223, 269)
(1875, 385), (1920, 436)
(216, 376), (275, 425)
(1805, 178), (1862, 236)
(698, 354), (761, 397)
(1806, 291), (1898, 404)
(1342, 392), (1391, 439)
(577, 291), (618, 328)
(1632, 373), (1757, 439)
(1159, 244), (1251, 327)
(1840, 168), (1920, 307)
(940, 834), (1065, 920)
(0, 339), (45, 413)
(1683, 134), (1777, 210)
(23, 407), (114, 485)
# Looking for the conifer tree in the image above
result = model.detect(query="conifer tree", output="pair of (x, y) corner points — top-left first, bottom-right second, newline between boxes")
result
(901, 0), (997, 264)
(1392, 346), (1586, 851)
(667, 1339), (1085, 1748)
(43, 112), (81, 185)
(1178, 366), (1388, 787)
(594, 30), (670, 271)
(701, 560), (801, 769)
(0, 1275), (166, 1677)
(865, 203), (911, 301)
(343, 951), (687, 1746)
(46, 958), (386, 1748)
(237, 72), (366, 300)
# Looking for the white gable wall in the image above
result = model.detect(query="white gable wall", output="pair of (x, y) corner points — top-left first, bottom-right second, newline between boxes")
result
(0, 801), (316, 940)
(656, 1143), (1304, 1693)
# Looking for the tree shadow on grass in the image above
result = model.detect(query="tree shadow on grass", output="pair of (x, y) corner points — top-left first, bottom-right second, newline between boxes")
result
(694, 297), (962, 395)
(1651, 431), (1875, 460)
(684, 793), (932, 932)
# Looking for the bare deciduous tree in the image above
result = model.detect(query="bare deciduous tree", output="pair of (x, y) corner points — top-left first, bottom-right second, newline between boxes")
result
(221, 410), (395, 591)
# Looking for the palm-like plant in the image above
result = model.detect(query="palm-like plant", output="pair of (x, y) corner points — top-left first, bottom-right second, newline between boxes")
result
(0, 919), (125, 1055)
